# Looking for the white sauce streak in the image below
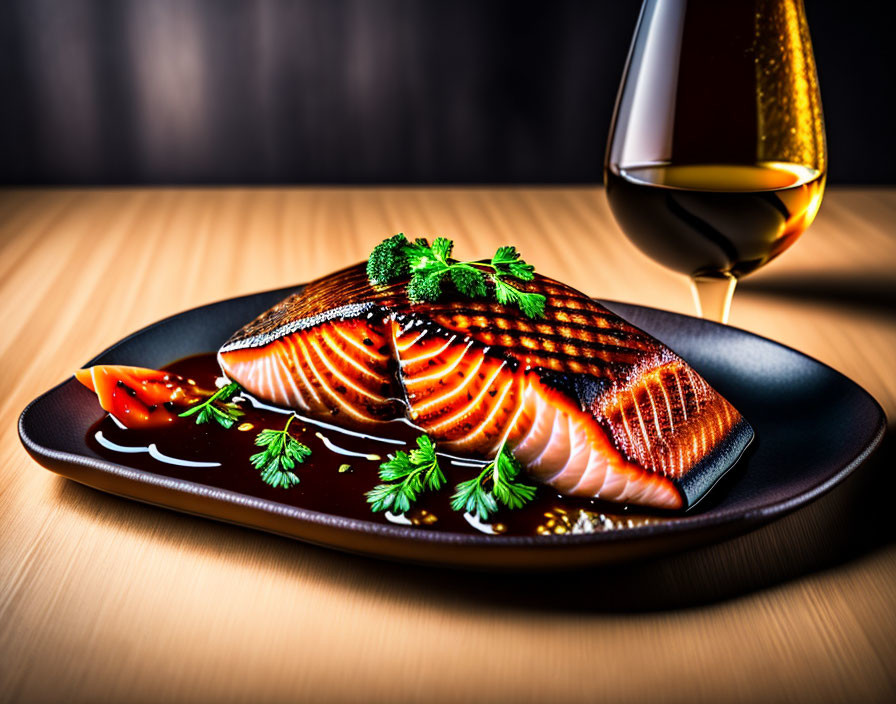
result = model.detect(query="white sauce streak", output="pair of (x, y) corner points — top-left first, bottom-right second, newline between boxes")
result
(392, 416), (426, 431)
(463, 512), (497, 535)
(437, 450), (489, 468)
(384, 512), (413, 526)
(238, 394), (405, 445)
(449, 459), (489, 468)
(147, 444), (220, 468)
(108, 414), (129, 430)
(233, 394), (291, 414)
(94, 431), (221, 468)
(94, 430), (145, 453)
(314, 432), (380, 460)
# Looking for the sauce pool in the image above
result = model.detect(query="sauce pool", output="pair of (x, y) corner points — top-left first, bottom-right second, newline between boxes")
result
(86, 354), (676, 536)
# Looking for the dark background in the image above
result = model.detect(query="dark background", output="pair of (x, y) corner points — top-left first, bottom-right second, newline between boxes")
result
(1, 0), (893, 185)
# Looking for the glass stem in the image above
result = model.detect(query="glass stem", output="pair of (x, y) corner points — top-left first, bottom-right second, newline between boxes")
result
(690, 274), (737, 324)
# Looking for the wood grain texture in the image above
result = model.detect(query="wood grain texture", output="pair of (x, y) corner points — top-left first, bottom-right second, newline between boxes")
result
(1, 187), (894, 703)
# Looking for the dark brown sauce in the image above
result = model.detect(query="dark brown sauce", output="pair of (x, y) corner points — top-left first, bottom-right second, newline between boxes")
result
(86, 354), (678, 536)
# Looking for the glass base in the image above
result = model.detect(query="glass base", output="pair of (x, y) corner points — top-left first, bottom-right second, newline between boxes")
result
(690, 274), (737, 324)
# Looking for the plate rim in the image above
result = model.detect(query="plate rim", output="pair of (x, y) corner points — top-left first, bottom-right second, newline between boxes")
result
(18, 286), (888, 551)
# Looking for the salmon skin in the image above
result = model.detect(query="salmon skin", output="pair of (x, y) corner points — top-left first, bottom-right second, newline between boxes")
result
(218, 263), (753, 510)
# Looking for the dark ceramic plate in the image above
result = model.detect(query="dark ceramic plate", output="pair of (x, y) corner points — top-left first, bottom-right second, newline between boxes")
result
(19, 286), (885, 569)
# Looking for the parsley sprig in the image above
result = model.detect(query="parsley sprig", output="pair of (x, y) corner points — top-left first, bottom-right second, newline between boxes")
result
(367, 235), (546, 318)
(179, 384), (311, 488)
(178, 381), (243, 429)
(251, 415), (312, 488)
(366, 435), (445, 513)
(451, 442), (537, 522)
(367, 434), (537, 523)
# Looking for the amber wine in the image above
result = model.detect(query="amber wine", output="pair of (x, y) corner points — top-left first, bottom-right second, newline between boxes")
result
(604, 162), (825, 279)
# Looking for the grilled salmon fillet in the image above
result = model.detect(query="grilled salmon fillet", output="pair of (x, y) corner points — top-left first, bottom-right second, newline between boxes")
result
(218, 263), (752, 509)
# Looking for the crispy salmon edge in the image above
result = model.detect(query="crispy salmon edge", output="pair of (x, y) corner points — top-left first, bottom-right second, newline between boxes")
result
(674, 418), (754, 510)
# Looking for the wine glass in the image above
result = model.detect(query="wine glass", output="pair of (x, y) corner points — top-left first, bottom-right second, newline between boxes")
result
(604, 0), (826, 323)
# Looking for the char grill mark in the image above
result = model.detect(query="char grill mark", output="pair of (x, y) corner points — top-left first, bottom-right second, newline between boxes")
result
(593, 360), (740, 480)
(218, 262), (753, 510)
(451, 313), (652, 344)
(222, 264), (658, 382)
(458, 325), (651, 359)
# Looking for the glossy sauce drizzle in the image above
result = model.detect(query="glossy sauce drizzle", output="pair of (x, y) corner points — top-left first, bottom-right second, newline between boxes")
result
(86, 354), (676, 536)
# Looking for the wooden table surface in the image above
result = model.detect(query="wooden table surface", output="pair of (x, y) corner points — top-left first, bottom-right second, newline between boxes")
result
(1, 187), (894, 703)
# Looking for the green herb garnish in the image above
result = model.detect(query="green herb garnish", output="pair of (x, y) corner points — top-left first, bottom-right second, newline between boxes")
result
(367, 235), (546, 318)
(178, 381), (243, 429)
(451, 443), (537, 521)
(250, 415), (312, 488)
(366, 435), (445, 514)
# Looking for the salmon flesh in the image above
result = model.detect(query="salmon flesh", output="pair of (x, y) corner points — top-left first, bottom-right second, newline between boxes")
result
(218, 263), (752, 509)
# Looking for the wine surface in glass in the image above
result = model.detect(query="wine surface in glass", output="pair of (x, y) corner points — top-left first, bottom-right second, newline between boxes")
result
(605, 161), (824, 279)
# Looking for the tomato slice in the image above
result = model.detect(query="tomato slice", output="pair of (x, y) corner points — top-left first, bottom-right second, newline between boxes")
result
(75, 365), (204, 428)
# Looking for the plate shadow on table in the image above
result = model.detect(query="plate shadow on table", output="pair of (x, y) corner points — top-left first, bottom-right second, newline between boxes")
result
(739, 272), (896, 318)
(54, 428), (894, 615)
